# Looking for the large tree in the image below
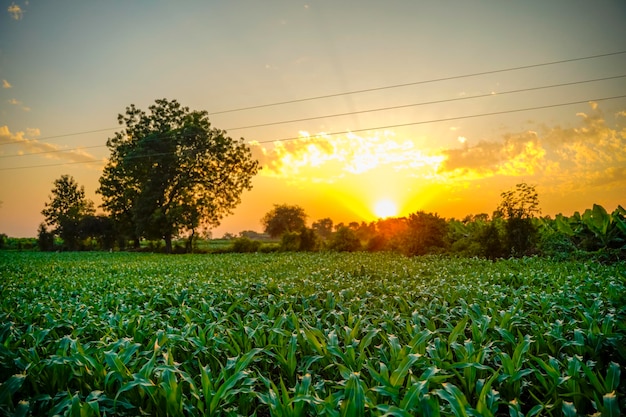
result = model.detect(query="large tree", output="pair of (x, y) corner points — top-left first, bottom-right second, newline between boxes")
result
(42, 174), (95, 250)
(98, 98), (259, 253)
(261, 204), (307, 238)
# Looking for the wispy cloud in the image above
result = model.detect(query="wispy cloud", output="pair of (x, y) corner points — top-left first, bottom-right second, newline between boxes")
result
(7, 3), (23, 20)
(7, 98), (30, 112)
(2, 80), (11, 89)
(0, 125), (102, 167)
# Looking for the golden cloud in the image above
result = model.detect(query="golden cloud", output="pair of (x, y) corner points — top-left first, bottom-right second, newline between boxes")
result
(251, 131), (444, 182)
(438, 103), (626, 191)
(7, 3), (23, 20)
(2, 80), (11, 89)
(0, 125), (102, 166)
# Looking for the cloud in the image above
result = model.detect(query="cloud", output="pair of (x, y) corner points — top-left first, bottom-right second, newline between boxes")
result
(0, 125), (102, 166)
(7, 3), (23, 20)
(437, 103), (626, 191)
(2, 80), (11, 89)
(7, 98), (30, 112)
(251, 131), (444, 182)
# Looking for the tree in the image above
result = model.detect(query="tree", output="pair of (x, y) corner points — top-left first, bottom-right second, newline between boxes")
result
(327, 226), (361, 252)
(98, 98), (259, 253)
(261, 204), (307, 238)
(41, 175), (95, 250)
(312, 217), (333, 240)
(400, 211), (448, 256)
(496, 183), (541, 256)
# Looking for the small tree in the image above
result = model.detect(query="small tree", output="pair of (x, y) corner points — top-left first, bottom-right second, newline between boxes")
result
(37, 223), (55, 251)
(327, 226), (361, 252)
(312, 218), (333, 240)
(400, 211), (448, 256)
(261, 204), (307, 238)
(42, 175), (95, 250)
(496, 183), (541, 256)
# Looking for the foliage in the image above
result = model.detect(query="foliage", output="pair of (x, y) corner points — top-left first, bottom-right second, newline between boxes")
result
(399, 211), (448, 256)
(312, 217), (334, 240)
(1, 252), (625, 416)
(261, 204), (308, 238)
(232, 237), (261, 253)
(496, 183), (541, 257)
(41, 174), (95, 250)
(36, 223), (55, 251)
(326, 226), (362, 252)
(98, 98), (259, 253)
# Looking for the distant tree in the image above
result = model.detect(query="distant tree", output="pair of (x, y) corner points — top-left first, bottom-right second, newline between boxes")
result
(78, 215), (116, 250)
(0, 233), (7, 250)
(496, 183), (541, 256)
(261, 204), (307, 238)
(400, 211), (448, 256)
(312, 217), (333, 240)
(327, 226), (361, 252)
(37, 223), (55, 252)
(41, 175), (95, 250)
(98, 98), (259, 253)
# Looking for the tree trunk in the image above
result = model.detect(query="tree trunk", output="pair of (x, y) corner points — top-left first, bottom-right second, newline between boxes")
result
(164, 234), (172, 254)
(186, 229), (195, 254)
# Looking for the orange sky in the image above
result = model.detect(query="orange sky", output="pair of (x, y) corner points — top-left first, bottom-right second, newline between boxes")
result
(1, 2), (625, 237)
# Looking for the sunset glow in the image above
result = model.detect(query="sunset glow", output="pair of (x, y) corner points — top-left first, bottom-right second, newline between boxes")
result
(374, 199), (398, 219)
(0, 2), (625, 238)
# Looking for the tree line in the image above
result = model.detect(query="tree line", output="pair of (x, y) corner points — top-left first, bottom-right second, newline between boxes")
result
(252, 183), (625, 261)
(27, 98), (625, 260)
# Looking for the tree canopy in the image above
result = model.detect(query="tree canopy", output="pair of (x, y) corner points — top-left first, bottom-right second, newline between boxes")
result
(261, 204), (307, 238)
(98, 98), (259, 253)
(41, 174), (95, 250)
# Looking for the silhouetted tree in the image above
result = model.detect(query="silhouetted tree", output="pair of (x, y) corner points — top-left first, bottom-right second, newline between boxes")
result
(496, 183), (540, 256)
(327, 226), (361, 252)
(37, 223), (55, 251)
(261, 204), (307, 238)
(98, 99), (259, 253)
(41, 175), (95, 250)
(400, 211), (448, 256)
(312, 218), (333, 240)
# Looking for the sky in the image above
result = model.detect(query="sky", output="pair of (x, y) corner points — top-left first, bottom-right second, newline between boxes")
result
(1, 1), (625, 238)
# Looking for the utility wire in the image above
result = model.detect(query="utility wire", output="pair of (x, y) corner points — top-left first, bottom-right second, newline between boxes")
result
(2, 93), (624, 172)
(225, 74), (626, 131)
(252, 94), (626, 144)
(3, 74), (624, 159)
(209, 50), (626, 115)
(2, 50), (624, 148)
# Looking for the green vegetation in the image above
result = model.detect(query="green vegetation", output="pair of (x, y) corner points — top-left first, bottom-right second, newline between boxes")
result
(1, 252), (624, 416)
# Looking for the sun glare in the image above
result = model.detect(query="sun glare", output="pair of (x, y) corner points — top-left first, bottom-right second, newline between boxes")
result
(374, 199), (398, 218)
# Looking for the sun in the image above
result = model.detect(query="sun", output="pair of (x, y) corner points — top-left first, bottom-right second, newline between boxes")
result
(374, 199), (398, 218)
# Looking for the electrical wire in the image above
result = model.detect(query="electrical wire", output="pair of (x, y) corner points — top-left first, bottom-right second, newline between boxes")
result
(2, 50), (624, 147)
(1, 93), (624, 171)
(2, 74), (624, 159)
(209, 50), (626, 115)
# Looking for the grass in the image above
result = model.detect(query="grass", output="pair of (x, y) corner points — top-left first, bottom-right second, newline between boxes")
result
(0, 251), (624, 416)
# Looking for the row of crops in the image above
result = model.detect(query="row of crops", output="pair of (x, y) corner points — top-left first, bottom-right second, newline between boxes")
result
(1, 252), (625, 416)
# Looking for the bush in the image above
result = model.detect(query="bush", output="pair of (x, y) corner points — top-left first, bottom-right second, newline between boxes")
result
(327, 227), (361, 252)
(232, 237), (261, 253)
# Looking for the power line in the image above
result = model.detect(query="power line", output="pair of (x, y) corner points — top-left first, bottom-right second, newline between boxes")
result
(252, 94), (626, 144)
(3, 74), (624, 160)
(209, 50), (626, 115)
(2, 50), (624, 148)
(2, 93), (624, 172)
(225, 74), (626, 131)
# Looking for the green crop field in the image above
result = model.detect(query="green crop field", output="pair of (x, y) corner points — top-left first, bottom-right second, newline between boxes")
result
(1, 252), (624, 416)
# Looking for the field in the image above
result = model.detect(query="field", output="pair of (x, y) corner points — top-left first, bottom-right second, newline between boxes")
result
(1, 252), (624, 416)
